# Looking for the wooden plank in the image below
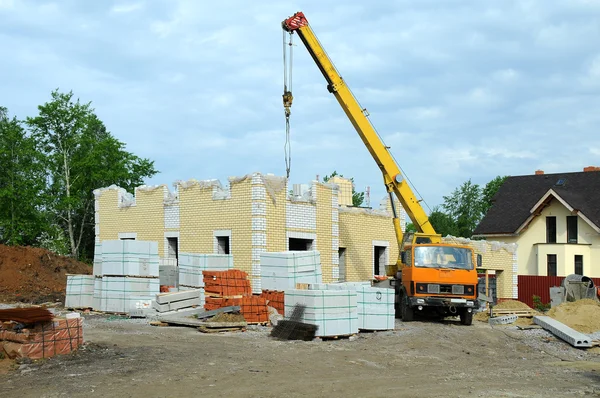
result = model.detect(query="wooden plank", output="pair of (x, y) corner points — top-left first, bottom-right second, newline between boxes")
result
(198, 326), (245, 333)
(157, 306), (241, 327)
(203, 321), (248, 328)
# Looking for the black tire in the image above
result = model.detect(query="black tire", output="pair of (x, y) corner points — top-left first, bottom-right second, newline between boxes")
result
(459, 309), (473, 325)
(400, 294), (414, 322)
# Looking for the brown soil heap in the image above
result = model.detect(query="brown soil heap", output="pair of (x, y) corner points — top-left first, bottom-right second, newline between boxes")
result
(547, 299), (600, 334)
(0, 244), (91, 304)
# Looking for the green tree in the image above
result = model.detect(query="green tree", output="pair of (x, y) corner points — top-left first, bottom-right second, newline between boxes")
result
(323, 170), (364, 207)
(441, 179), (483, 238)
(428, 206), (459, 237)
(0, 107), (48, 245)
(482, 175), (507, 214)
(27, 90), (158, 259)
(404, 222), (417, 233)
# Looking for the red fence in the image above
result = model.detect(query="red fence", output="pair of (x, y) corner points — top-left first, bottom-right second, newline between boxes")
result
(517, 275), (600, 307)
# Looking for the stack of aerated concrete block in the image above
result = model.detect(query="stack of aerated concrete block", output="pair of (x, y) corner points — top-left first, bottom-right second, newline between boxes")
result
(65, 275), (95, 309)
(260, 251), (322, 291)
(94, 240), (160, 313)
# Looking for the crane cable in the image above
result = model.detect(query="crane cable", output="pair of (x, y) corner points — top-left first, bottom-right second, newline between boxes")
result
(282, 31), (294, 179)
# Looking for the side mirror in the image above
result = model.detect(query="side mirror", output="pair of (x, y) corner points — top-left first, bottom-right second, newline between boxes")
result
(400, 252), (406, 264)
(477, 254), (482, 267)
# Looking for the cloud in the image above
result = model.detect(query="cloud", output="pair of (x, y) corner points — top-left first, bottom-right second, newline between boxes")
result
(110, 3), (143, 14)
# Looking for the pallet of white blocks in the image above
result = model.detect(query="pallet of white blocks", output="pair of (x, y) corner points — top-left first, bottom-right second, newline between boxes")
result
(98, 276), (160, 313)
(285, 289), (358, 337)
(357, 286), (395, 331)
(65, 274), (95, 309)
(308, 282), (394, 331)
(100, 240), (159, 277)
(159, 257), (178, 287)
(93, 242), (102, 276)
(178, 253), (233, 288)
(152, 289), (205, 313)
(261, 251), (323, 291)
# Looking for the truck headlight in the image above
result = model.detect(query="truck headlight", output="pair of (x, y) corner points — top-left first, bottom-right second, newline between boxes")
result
(466, 301), (474, 306)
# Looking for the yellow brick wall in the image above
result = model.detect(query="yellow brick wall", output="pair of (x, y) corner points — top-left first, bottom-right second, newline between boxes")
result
(265, 187), (286, 252)
(178, 179), (252, 275)
(338, 210), (399, 281)
(97, 186), (166, 253)
(315, 184), (334, 283)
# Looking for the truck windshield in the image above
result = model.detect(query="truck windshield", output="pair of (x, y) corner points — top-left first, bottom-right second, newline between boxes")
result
(413, 246), (473, 270)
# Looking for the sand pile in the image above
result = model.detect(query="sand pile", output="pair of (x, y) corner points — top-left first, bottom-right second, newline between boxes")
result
(547, 299), (600, 334)
(474, 300), (538, 325)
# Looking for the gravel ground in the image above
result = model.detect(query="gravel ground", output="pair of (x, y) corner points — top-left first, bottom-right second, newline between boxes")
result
(1, 307), (599, 397)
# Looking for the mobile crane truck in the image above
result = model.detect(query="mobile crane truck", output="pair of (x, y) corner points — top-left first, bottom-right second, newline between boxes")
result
(281, 12), (481, 325)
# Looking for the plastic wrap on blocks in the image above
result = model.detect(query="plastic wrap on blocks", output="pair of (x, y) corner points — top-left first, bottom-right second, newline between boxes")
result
(357, 286), (395, 331)
(261, 251), (322, 291)
(100, 240), (159, 277)
(284, 289), (358, 337)
(178, 253), (233, 288)
(98, 276), (160, 313)
(65, 275), (95, 309)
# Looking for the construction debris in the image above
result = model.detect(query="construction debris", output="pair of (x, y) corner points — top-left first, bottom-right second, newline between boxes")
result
(0, 313), (83, 359)
(533, 316), (593, 348)
(0, 307), (54, 324)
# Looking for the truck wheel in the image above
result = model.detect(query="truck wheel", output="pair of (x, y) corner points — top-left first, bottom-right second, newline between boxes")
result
(400, 294), (414, 322)
(459, 309), (473, 325)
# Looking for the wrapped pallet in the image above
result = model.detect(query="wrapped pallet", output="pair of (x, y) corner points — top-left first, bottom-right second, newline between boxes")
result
(65, 275), (95, 309)
(178, 253), (233, 288)
(284, 289), (358, 337)
(357, 286), (395, 331)
(100, 240), (159, 277)
(100, 276), (159, 313)
(261, 251), (322, 291)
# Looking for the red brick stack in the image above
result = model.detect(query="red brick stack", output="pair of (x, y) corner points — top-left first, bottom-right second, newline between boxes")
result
(203, 270), (252, 297)
(202, 270), (269, 324)
(0, 317), (83, 359)
(260, 289), (285, 315)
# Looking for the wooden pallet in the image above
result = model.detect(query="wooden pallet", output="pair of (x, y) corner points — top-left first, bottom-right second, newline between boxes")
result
(198, 321), (247, 333)
(246, 321), (270, 326)
(205, 293), (245, 299)
(491, 309), (537, 317)
(319, 333), (357, 341)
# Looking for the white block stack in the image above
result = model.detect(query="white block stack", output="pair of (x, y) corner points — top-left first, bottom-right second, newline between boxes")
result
(93, 240), (160, 313)
(306, 282), (395, 331)
(100, 240), (159, 277)
(65, 275), (95, 309)
(261, 251), (322, 291)
(357, 286), (395, 331)
(284, 289), (358, 337)
(178, 253), (233, 288)
(99, 277), (160, 313)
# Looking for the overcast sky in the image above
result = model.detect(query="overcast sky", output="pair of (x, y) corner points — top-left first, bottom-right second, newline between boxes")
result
(1, 0), (599, 211)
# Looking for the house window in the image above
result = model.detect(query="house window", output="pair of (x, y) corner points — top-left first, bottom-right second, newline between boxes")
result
(338, 248), (347, 282)
(374, 245), (387, 276)
(167, 237), (178, 259)
(574, 255), (583, 275)
(216, 236), (230, 254)
(567, 216), (578, 244)
(289, 238), (313, 251)
(546, 217), (556, 243)
(547, 254), (557, 276)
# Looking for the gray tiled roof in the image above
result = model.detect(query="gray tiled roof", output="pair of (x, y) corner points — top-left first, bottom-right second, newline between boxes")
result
(474, 170), (600, 235)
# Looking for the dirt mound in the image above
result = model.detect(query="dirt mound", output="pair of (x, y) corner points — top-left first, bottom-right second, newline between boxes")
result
(0, 245), (91, 304)
(547, 299), (600, 334)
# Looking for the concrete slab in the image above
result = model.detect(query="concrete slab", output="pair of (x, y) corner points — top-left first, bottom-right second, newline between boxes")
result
(533, 315), (592, 348)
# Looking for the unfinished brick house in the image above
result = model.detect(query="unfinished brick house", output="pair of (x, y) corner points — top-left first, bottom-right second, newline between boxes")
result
(94, 171), (518, 301)
(94, 172), (405, 291)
